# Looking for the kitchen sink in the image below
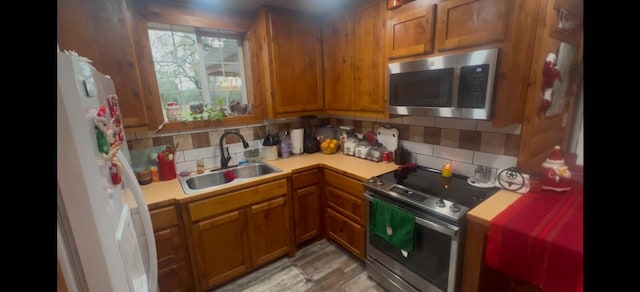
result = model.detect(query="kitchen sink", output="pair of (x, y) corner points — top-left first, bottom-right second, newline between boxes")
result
(178, 162), (282, 195)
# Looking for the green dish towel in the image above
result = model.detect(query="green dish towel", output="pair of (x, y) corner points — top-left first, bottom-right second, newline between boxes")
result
(370, 198), (416, 253)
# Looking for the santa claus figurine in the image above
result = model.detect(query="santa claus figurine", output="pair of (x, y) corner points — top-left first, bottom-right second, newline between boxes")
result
(539, 145), (572, 192)
(539, 53), (561, 114)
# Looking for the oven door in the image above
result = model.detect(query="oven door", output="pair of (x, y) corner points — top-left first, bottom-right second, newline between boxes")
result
(364, 192), (462, 292)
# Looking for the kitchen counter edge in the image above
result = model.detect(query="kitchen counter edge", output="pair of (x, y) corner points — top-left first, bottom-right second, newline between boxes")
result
(140, 152), (400, 207)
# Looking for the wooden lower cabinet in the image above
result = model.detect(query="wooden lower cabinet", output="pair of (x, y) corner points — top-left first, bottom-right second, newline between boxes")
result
(291, 169), (322, 245)
(326, 208), (365, 260)
(191, 211), (251, 290)
(323, 170), (366, 260)
(247, 197), (292, 266)
(184, 179), (292, 291)
(150, 205), (193, 292)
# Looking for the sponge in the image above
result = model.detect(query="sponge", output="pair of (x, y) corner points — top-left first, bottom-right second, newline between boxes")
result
(224, 170), (237, 183)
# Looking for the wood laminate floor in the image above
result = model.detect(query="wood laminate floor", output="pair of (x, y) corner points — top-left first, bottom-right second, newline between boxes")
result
(214, 239), (386, 292)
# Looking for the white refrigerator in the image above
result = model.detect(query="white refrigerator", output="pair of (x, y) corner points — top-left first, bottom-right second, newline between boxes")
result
(57, 49), (158, 292)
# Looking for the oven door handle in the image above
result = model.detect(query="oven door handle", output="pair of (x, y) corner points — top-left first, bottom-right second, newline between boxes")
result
(365, 193), (459, 237)
(415, 217), (458, 237)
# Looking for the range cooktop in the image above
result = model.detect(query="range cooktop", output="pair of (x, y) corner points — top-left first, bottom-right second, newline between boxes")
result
(363, 165), (499, 223)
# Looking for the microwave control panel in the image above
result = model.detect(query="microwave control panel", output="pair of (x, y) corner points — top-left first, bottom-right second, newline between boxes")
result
(457, 64), (490, 108)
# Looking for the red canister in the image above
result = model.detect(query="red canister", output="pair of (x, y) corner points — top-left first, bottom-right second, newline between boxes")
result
(383, 151), (393, 163)
(158, 153), (177, 181)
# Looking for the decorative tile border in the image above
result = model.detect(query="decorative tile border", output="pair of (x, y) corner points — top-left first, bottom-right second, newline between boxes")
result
(126, 116), (522, 173)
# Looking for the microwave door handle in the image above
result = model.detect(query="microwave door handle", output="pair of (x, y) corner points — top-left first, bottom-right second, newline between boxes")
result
(451, 66), (460, 108)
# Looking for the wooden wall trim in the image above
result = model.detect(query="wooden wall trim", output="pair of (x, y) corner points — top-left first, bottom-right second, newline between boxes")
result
(517, 0), (583, 171)
(142, 0), (253, 32)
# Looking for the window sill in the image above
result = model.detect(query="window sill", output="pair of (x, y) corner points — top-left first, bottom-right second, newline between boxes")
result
(148, 114), (264, 134)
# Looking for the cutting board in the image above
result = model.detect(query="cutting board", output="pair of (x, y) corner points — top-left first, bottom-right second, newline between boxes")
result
(376, 126), (399, 152)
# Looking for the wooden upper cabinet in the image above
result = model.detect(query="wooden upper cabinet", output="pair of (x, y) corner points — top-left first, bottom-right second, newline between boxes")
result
(252, 6), (324, 118)
(322, 0), (386, 117)
(436, 0), (508, 51)
(386, 2), (436, 58)
(57, 0), (155, 129)
(323, 13), (353, 111)
(352, 0), (386, 113)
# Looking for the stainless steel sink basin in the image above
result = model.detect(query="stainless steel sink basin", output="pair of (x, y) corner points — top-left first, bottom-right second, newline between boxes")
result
(178, 162), (282, 195)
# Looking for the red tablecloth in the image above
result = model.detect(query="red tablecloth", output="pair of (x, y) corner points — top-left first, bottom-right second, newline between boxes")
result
(485, 183), (583, 292)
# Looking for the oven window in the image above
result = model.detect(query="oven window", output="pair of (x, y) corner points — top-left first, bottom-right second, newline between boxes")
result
(389, 68), (454, 107)
(368, 214), (453, 291)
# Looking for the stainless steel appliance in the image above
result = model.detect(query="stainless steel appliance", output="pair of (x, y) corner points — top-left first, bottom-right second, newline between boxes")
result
(387, 48), (499, 120)
(364, 166), (499, 292)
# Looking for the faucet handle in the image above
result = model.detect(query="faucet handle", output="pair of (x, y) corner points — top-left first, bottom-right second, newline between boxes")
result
(225, 147), (233, 164)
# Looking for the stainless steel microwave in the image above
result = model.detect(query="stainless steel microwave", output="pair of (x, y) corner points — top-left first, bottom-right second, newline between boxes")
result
(387, 48), (499, 120)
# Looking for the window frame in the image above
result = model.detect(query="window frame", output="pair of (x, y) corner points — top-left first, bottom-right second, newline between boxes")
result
(131, 3), (262, 134)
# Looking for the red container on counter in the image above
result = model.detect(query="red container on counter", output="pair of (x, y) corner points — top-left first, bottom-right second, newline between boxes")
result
(158, 153), (177, 181)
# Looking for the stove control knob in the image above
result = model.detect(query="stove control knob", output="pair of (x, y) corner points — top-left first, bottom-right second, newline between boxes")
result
(375, 177), (384, 186)
(369, 177), (376, 183)
(436, 199), (446, 208)
(449, 204), (461, 213)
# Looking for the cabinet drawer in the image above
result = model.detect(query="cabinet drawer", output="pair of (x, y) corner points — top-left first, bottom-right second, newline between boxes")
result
(292, 169), (320, 189)
(155, 227), (185, 267)
(188, 179), (288, 222)
(326, 185), (365, 226)
(151, 206), (178, 232)
(326, 208), (365, 260)
(324, 170), (364, 198)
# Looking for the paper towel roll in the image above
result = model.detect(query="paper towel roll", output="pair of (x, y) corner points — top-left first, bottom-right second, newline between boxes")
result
(290, 128), (304, 155)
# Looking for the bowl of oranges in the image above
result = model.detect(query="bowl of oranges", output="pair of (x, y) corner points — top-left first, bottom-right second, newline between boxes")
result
(320, 138), (339, 154)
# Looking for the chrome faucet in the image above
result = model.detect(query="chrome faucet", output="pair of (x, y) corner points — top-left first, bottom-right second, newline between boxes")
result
(219, 131), (250, 169)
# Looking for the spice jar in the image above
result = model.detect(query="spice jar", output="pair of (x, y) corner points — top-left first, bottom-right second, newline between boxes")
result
(150, 166), (159, 182)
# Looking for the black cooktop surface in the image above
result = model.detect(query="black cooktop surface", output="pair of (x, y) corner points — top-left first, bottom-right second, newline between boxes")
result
(391, 166), (498, 208)
(364, 166), (500, 222)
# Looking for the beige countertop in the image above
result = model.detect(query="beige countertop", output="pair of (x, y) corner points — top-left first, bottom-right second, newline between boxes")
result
(140, 152), (400, 208)
(466, 189), (522, 225)
(140, 151), (522, 219)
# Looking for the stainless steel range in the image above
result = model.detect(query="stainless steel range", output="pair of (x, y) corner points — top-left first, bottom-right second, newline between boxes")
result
(363, 165), (499, 292)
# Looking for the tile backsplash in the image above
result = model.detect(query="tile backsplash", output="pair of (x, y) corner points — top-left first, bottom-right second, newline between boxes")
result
(126, 115), (521, 178)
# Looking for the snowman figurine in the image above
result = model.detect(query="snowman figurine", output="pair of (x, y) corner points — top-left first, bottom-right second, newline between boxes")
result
(539, 145), (572, 192)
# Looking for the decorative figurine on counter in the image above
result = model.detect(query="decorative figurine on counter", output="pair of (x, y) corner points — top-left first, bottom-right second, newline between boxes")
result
(539, 53), (561, 115)
(539, 145), (572, 192)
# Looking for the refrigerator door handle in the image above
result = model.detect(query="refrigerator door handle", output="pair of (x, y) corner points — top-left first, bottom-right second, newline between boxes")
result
(118, 151), (158, 292)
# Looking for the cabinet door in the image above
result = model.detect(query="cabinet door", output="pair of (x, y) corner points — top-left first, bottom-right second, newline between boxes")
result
(154, 227), (185, 267)
(247, 197), (292, 267)
(293, 185), (321, 244)
(158, 262), (192, 292)
(57, 0), (152, 128)
(268, 9), (324, 114)
(326, 208), (365, 260)
(191, 211), (250, 290)
(436, 0), (508, 51)
(322, 12), (353, 111)
(352, 0), (386, 112)
(386, 2), (435, 58)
